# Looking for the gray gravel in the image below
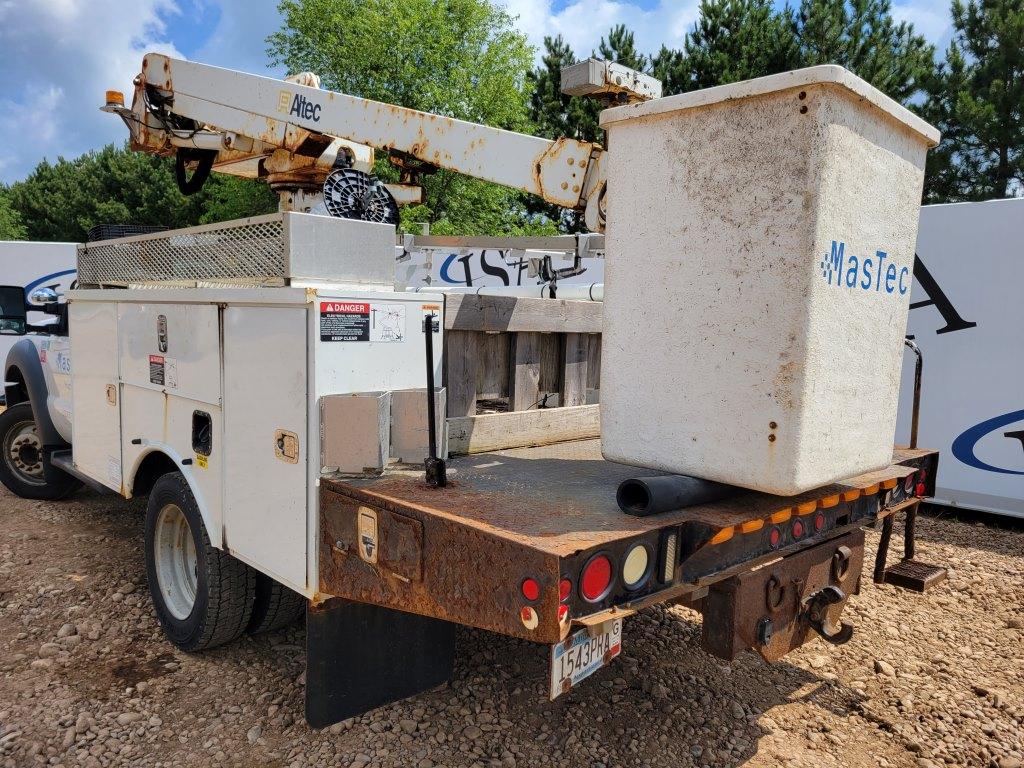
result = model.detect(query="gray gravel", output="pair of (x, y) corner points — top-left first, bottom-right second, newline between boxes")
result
(0, 487), (1022, 768)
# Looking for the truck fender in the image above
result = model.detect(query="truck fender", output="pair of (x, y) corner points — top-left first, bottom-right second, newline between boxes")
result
(126, 446), (222, 549)
(4, 338), (66, 448)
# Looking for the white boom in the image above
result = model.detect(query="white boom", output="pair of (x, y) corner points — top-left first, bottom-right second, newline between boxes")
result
(105, 53), (609, 231)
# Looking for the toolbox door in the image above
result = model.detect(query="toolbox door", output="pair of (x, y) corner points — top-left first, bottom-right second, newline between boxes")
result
(222, 305), (308, 592)
(69, 300), (122, 490)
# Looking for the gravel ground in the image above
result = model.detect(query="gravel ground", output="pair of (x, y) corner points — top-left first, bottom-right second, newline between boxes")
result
(0, 485), (1022, 768)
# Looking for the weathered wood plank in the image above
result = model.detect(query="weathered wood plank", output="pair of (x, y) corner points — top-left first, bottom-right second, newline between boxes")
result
(508, 332), (542, 411)
(446, 404), (601, 455)
(443, 330), (480, 418)
(586, 334), (602, 391)
(537, 333), (562, 406)
(445, 294), (602, 333)
(561, 333), (589, 407)
(476, 332), (509, 399)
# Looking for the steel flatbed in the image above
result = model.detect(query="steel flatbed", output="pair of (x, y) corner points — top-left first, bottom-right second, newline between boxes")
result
(317, 439), (938, 645)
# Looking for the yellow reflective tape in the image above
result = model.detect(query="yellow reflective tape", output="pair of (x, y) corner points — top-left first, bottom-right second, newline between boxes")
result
(708, 527), (734, 545)
(840, 489), (861, 502)
(796, 500), (817, 515)
(740, 518), (764, 533)
(819, 493), (841, 509)
(770, 508), (793, 524)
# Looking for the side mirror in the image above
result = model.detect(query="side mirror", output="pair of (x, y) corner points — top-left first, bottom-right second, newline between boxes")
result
(29, 287), (60, 306)
(0, 285), (28, 336)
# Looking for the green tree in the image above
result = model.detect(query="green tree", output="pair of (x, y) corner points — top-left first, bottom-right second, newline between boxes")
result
(268, 0), (546, 235)
(921, 0), (1023, 201)
(684, 0), (802, 90)
(528, 35), (600, 143)
(6, 145), (206, 242)
(0, 190), (27, 240)
(651, 46), (689, 96)
(597, 24), (648, 72)
(6, 144), (280, 242)
(200, 175), (279, 224)
(797, 0), (935, 102)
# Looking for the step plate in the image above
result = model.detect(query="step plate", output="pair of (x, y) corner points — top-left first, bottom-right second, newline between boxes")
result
(882, 559), (948, 592)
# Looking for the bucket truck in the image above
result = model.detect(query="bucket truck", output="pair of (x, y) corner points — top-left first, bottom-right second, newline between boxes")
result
(0, 53), (949, 727)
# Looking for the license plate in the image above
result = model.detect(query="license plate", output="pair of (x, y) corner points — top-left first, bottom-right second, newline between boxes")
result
(549, 619), (623, 700)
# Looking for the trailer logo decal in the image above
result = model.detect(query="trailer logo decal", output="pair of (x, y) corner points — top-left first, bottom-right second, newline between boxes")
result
(951, 409), (1024, 476)
(820, 241), (910, 295)
(277, 90), (322, 123)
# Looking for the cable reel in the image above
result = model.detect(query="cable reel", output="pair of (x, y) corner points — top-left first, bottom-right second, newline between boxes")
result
(322, 168), (400, 226)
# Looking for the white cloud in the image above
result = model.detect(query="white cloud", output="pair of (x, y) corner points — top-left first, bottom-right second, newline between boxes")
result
(498, 0), (699, 63)
(891, 0), (953, 47)
(0, 0), (185, 183)
(191, 0), (286, 77)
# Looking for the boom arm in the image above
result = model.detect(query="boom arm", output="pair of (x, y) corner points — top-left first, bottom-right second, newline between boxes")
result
(109, 54), (608, 231)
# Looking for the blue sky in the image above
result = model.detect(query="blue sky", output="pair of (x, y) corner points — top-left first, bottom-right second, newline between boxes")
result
(0, 0), (953, 185)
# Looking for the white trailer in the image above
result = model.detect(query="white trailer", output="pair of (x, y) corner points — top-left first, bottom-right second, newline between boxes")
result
(896, 198), (1024, 518)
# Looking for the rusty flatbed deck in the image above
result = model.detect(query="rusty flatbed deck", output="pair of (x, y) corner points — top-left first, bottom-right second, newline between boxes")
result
(332, 439), (933, 556)
(318, 440), (936, 644)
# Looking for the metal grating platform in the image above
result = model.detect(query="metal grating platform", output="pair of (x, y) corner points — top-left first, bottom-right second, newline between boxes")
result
(882, 559), (948, 592)
(77, 215), (287, 287)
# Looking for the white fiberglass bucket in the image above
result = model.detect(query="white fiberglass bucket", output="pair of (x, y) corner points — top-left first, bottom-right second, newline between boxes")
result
(599, 66), (940, 495)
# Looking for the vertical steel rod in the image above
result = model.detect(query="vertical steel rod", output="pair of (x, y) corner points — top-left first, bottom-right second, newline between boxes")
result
(423, 312), (446, 487)
(904, 338), (923, 450)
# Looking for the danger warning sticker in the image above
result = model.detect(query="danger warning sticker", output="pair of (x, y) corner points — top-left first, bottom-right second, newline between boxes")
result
(149, 355), (165, 385)
(320, 301), (407, 342)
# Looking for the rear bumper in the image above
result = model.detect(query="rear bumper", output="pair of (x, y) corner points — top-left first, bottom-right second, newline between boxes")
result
(318, 449), (938, 645)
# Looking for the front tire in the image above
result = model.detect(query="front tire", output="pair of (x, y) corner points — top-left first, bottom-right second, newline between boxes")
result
(0, 402), (80, 500)
(145, 472), (255, 651)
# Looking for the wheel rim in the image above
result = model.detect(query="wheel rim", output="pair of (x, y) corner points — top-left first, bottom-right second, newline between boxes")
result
(4, 418), (45, 486)
(154, 503), (198, 620)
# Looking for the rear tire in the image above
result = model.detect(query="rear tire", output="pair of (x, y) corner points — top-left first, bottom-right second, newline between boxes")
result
(0, 402), (80, 500)
(145, 472), (255, 651)
(247, 574), (306, 634)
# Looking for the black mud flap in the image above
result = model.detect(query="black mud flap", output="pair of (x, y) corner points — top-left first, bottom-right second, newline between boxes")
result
(305, 598), (455, 728)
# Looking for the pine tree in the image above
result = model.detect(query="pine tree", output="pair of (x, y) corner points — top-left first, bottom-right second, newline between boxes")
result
(684, 0), (802, 90)
(651, 46), (689, 96)
(797, 0), (935, 102)
(920, 0), (1023, 201)
(527, 35), (600, 143)
(597, 25), (648, 72)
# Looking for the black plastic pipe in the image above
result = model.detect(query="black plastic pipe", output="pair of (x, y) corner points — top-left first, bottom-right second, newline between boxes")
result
(616, 474), (738, 516)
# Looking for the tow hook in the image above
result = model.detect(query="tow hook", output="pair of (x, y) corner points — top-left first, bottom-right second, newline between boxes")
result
(803, 585), (854, 645)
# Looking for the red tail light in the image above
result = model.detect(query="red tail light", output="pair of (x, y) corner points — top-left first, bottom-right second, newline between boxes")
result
(580, 554), (613, 602)
(558, 579), (572, 602)
(520, 578), (540, 602)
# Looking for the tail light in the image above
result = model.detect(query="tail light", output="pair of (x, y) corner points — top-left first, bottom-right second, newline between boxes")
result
(580, 554), (614, 602)
(520, 578), (540, 602)
(558, 578), (572, 602)
(621, 543), (651, 590)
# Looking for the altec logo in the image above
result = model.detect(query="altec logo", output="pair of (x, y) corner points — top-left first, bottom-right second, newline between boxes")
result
(277, 90), (322, 123)
(820, 241), (911, 295)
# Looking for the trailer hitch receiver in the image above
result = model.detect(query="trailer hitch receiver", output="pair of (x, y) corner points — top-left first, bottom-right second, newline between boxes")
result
(700, 530), (863, 661)
(803, 585), (854, 645)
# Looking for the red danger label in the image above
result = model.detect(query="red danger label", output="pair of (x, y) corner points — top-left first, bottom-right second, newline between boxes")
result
(320, 302), (368, 314)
